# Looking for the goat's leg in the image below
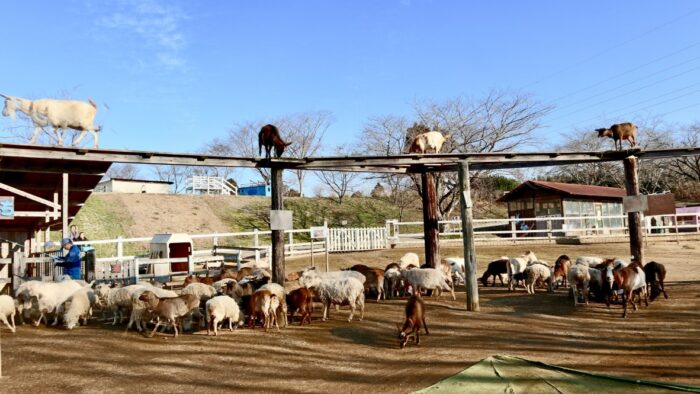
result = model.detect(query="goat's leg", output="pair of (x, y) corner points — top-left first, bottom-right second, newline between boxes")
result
(73, 130), (88, 146)
(661, 280), (669, 299)
(415, 327), (420, 345)
(171, 318), (179, 337)
(423, 317), (429, 335)
(148, 320), (162, 337)
(29, 126), (43, 144)
(347, 304), (355, 322)
(322, 302), (329, 321)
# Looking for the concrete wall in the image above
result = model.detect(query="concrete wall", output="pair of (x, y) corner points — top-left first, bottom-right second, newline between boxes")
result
(95, 180), (170, 194)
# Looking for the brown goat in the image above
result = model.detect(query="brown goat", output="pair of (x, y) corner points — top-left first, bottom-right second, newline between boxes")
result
(384, 262), (400, 272)
(259, 124), (291, 159)
(396, 295), (428, 349)
(249, 289), (279, 331)
(596, 122), (637, 150)
(138, 291), (200, 338)
(552, 255), (571, 288)
(286, 287), (314, 325)
(348, 265), (385, 302)
(183, 273), (215, 287)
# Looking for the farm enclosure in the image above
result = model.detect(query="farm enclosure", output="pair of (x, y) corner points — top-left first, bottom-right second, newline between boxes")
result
(2, 241), (699, 393)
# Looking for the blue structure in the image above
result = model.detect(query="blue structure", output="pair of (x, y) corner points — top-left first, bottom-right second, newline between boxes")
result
(238, 183), (271, 196)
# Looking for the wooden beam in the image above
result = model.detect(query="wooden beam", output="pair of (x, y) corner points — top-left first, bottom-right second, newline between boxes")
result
(0, 182), (61, 209)
(270, 167), (285, 285)
(458, 160), (479, 312)
(623, 156), (644, 264)
(421, 172), (440, 268)
(62, 173), (69, 240)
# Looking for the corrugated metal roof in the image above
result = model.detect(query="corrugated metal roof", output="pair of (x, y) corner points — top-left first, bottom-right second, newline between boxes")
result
(498, 180), (626, 202)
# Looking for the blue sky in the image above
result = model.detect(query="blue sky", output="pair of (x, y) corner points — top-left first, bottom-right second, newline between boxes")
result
(1, 1), (699, 188)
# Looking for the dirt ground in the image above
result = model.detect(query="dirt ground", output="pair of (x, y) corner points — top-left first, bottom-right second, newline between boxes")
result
(3, 241), (700, 393)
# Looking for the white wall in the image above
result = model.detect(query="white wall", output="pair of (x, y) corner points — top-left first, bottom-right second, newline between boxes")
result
(95, 180), (170, 194)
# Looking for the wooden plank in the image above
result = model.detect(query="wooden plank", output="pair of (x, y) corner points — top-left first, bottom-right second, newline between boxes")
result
(62, 173), (68, 239)
(0, 182), (61, 209)
(623, 157), (644, 264)
(270, 167), (285, 285)
(421, 172), (440, 268)
(458, 160), (479, 311)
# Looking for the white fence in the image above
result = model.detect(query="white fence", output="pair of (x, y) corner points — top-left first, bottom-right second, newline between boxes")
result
(327, 227), (387, 252)
(185, 176), (238, 195)
(387, 212), (700, 245)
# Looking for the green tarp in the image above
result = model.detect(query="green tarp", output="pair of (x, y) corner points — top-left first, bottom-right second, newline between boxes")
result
(415, 355), (700, 394)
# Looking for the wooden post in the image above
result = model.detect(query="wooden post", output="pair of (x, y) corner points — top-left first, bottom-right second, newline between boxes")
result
(623, 156), (644, 264)
(62, 173), (69, 239)
(458, 160), (479, 312)
(270, 167), (285, 285)
(421, 172), (440, 268)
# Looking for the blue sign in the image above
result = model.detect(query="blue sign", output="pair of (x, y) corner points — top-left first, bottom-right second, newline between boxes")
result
(0, 197), (14, 219)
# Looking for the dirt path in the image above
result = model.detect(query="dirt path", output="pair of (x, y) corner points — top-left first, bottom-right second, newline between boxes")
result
(3, 241), (699, 393)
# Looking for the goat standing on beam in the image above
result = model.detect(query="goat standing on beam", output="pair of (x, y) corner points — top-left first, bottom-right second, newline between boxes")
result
(596, 122), (637, 151)
(1, 94), (101, 148)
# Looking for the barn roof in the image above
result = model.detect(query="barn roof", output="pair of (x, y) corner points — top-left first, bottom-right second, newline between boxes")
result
(0, 155), (111, 232)
(498, 180), (626, 202)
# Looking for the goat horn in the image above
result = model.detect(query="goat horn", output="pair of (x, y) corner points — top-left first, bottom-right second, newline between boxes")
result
(0, 94), (7, 99)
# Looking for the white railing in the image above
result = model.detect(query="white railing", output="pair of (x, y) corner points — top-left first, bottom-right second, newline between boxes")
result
(327, 227), (387, 252)
(386, 212), (700, 245)
(185, 176), (238, 196)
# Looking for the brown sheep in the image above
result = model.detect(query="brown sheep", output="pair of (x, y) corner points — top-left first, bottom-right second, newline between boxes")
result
(596, 122), (637, 150)
(259, 124), (291, 159)
(286, 287), (314, 325)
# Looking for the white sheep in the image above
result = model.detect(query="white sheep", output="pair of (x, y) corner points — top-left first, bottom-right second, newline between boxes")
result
(384, 267), (403, 298)
(401, 268), (455, 301)
(399, 252), (420, 270)
(258, 282), (288, 328)
(524, 261), (553, 294)
(442, 257), (466, 285)
(567, 265), (591, 306)
(575, 256), (603, 267)
(30, 279), (89, 326)
(299, 267), (366, 287)
(59, 287), (97, 330)
(300, 269), (365, 322)
(101, 284), (147, 325)
(15, 280), (43, 324)
(205, 295), (242, 336)
(0, 295), (16, 333)
(507, 251), (538, 291)
(182, 282), (217, 303)
(1, 94), (101, 147)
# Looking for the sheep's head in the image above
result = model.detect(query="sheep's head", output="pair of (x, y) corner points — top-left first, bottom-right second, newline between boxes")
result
(596, 128), (612, 138)
(299, 268), (322, 289)
(138, 290), (158, 306)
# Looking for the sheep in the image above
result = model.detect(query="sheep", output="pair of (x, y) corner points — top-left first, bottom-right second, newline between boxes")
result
(0, 295), (16, 333)
(1, 94), (101, 147)
(575, 256), (603, 267)
(596, 122), (637, 151)
(507, 251), (538, 291)
(299, 267), (366, 287)
(567, 265), (591, 306)
(138, 291), (200, 337)
(221, 280), (246, 301)
(258, 282), (288, 328)
(407, 131), (449, 154)
(14, 280), (44, 324)
(384, 267), (403, 299)
(398, 253), (420, 270)
(442, 257), (466, 285)
(100, 284), (147, 325)
(401, 268), (455, 301)
(182, 282), (217, 303)
(396, 295), (428, 349)
(259, 124), (292, 159)
(212, 278), (237, 294)
(348, 265), (385, 302)
(587, 267), (605, 302)
(59, 287), (97, 330)
(480, 258), (509, 287)
(286, 287), (313, 325)
(28, 279), (88, 326)
(249, 289), (280, 330)
(183, 274), (215, 286)
(300, 269), (365, 322)
(524, 261), (553, 294)
(126, 285), (178, 333)
(205, 295), (242, 336)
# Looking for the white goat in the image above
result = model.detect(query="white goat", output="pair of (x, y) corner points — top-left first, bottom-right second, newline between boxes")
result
(258, 282), (288, 328)
(1, 94), (101, 147)
(182, 282), (217, 303)
(567, 265), (591, 306)
(299, 267), (366, 287)
(29, 279), (89, 326)
(0, 295), (16, 333)
(300, 269), (365, 322)
(384, 267), (403, 298)
(401, 268), (455, 300)
(212, 278), (237, 294)
(507, 251), (538, 291)
(59, 287), (97, 330)
(205, 295), (242, 336)
(575, 256), (603, 267)
(399, 252), (420, 270)
(442, 257), (466, 284)
(408, 131), (449, 153)
(524, 261), (553, 294)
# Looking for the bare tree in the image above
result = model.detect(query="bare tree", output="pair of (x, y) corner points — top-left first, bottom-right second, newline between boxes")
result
(282, 111), (332, 196)
(669, 123), (700, 182)
(106, 164), (140, 180)
(209, 122), (270, 183)
(151, 165), (191, 193)
(315, 147), (360, 204)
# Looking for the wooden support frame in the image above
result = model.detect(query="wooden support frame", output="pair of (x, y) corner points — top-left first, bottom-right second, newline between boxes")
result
(0, 181), (61, 210)
(458, 160), (479, 311)
(62, 173), (69, 239)
(421, 172), (440, 268)
(270, 167), (285, 285)
(623, 156), (644, 264)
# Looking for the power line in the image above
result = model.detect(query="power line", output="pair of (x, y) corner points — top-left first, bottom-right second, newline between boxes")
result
(523, 7), (700, 88)
(549, 64), (700, 122)
(552, 51), (700, 111)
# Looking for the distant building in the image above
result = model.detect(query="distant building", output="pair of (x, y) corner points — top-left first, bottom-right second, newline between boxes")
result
(95, 178), (172, 194)
(497, 180), (627, 233)
(238, 183), (271, 197)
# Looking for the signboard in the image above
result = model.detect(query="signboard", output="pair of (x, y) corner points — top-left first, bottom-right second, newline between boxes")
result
(623, 195), (648, 213)
(270, 210), (293, 230)
(0, 197), (14, 220)
(310, 226), (328, 239)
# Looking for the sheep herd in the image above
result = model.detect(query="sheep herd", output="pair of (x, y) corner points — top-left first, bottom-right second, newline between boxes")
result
(0, 251), (670, 345)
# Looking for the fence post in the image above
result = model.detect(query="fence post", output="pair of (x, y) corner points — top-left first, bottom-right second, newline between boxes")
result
(674, 214), (680, 244)
(134, 259), (140, 284)
(117, 236), (123, 261)
(510, 218), (517, 242)
(188, 255), (194, 275)
(697, 214), (699, 233)
(213, 233), (219, 248)
(547, 220), (552, 241)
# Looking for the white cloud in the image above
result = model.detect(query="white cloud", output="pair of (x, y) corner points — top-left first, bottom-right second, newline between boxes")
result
(95, 0), (189, 71)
